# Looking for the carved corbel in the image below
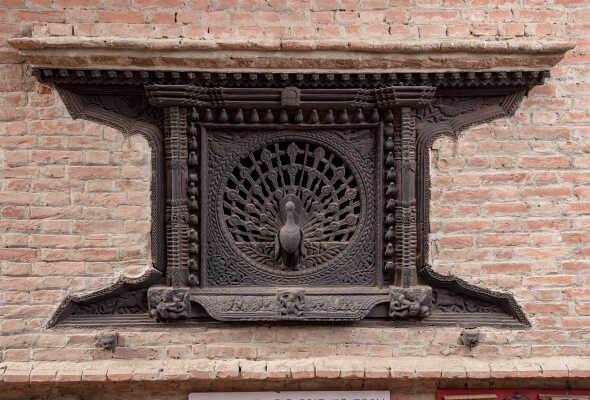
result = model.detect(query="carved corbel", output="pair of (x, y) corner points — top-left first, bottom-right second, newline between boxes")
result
(148, 286), (191, 322)
(277, 289), (305, 317)
(389, 286), (432, 319)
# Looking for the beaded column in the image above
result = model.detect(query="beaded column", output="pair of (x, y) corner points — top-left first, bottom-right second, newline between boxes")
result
(394, 106), (418, 288)
(187, 107), (200, 287)
(164, 106), (189, 287)
(383, 109), (397, 281)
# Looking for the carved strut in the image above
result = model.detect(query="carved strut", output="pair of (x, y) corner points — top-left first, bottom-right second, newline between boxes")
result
(274, 200), (305, 270)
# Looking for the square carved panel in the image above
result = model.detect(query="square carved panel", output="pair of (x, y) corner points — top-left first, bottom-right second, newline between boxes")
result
(198, 127), (382, 287)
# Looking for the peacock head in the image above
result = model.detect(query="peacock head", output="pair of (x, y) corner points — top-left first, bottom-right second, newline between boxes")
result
(285, 201), (296, 213)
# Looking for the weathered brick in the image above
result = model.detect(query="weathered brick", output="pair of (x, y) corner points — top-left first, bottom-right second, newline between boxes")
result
(0, 0), (589, 386)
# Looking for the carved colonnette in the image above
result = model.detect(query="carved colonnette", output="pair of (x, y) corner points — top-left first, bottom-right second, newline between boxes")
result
(35, 69), (549, 327)
(163, 106), (189, 287)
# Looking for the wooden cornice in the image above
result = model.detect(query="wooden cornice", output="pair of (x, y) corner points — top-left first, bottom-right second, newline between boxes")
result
(9, 37), (574, 72)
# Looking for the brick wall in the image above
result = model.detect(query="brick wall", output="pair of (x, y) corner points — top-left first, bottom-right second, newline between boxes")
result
(1, 0), (589, 375)
(0, 0), (579, 44)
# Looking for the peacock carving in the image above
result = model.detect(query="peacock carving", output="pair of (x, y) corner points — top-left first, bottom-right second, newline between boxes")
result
(223, 141), (361, 271)
(274, 197), (306, 270)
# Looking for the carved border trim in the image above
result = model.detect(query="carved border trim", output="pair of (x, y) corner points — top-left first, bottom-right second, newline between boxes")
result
(188, 288), (391, 321)
(37, 69), (549, 90)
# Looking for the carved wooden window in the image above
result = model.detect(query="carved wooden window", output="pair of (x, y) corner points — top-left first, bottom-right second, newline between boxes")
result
(39, 70), (549, 327)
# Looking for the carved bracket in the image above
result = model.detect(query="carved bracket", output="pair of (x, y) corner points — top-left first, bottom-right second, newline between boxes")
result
(389, 286), (432, 319)
(147, 286), (191, 322)
(277, 289), (305, 317)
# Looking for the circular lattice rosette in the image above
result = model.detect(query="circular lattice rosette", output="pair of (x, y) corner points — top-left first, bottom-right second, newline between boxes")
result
(223, 141), (361, 271)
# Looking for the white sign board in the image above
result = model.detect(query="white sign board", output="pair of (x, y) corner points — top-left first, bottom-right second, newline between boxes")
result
(190, 392), (390, 400)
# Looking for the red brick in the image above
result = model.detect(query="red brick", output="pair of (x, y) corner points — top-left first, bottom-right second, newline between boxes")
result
(70, 248), (118, 261)
(520, 156), (570, 169)
(419, 24), (444, 38)
(563, 172), (590, 184)
(443, 188), (491, 202)
(562, 232), (590, 244)
(69, 166), (120, 179)
(481, 173), (528, 184)
(31, 235), (82, 248)
(438, 248), (489, 261)
(441, 220), (489, 233)
(0, 0), (26, 6)
(499, 23), (524, 36)
(0, 248), (37, 261)
(524, 302), (569, 315)
(97, 10), (145, 23)
(439, 235), (473, 249)
(0, 136), (36, 148)
(575, 303), (590, 315)
(112, 205), (148, 219)
(525, 275), (576, 286)
(385, 10), (408, 23)
(470, 24), (497, 36)
(33, 348), (92, 361)
(239, 0), (262, 8)
(526, 23), (552, 36)
(554, 0), (586, 5)
(446, 24), (469, 37)
(524, 219), (570, 231)
(30, 206), (82, 219)
(493, 156), (516, 168)
(519, 9), (565, 22)
(480, 234), (529, 247)
(33, 262), (85, 275)
(521, 186), (571, 198)
(32, 150), (83, 164)
(563, 317), (590, 329)
(563, 262), (590, 271)
(13, 10), (65, 22)
(135, 0), (183, 6)
(522, 127), (570, 139)
(410, 10), (459, 23)
(562, 83), (590, 96)
(565, 202), (590, 214)
(73, 220), (124, 233)
(483, 202), (529, 214)
(114, 347), (160, 359)
(55, 0), (97, 7)
(519, 248), (569, 259)
(4, 349), (30, 361)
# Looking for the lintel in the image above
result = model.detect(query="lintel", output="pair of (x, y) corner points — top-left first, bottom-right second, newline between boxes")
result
(8, 37), (574, 72)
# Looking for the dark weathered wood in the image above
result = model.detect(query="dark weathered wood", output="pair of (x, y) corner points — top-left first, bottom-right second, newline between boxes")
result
(394, 107), (418, 288)
(163, 106), (188, 287)
(37, 68), (545, 327)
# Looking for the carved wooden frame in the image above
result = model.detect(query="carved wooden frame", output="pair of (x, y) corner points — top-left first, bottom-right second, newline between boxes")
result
(36, 69), (549, 328)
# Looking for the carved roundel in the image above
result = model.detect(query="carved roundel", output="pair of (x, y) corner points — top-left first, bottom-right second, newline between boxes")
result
(223, 140), (361, 272)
